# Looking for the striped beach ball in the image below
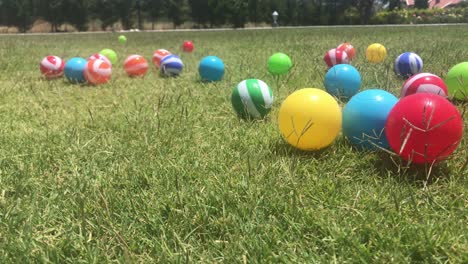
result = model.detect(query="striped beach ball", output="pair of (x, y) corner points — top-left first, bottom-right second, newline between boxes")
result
(152, 49), (171, 68)
(124, 55), (149, 77)
(324, 48), (349, 69)
(231, 79), (274, 119)
(337, 43), (355, 60)
(401, 73), (448, 98)
(40, 55), (65, 79)
(160, 54), (184, 77)
(88, 53), (112, 67)
(394, 52), (423, 77)
(84, 59), (111, 85)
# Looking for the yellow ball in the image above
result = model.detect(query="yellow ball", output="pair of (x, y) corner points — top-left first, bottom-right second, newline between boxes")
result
(366, 43), (387, 63)
(278, 88), (342, 151)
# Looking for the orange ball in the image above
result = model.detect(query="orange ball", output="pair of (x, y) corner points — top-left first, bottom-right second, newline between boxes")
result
(84, 59), (111, 85)
(152, 49), (171, 68)
(337, 42), (356, 60)
(124, 55), (148, 77)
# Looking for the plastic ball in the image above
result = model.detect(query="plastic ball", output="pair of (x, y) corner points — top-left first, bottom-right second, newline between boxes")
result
(366, 43), (387, 63)
(394, 52), (423, 78)
(84, 59), (111, 85)
(160, 54), (184, 77)
(324, 64), (361, 100)
(152, 49), (171, 68)
(64, 57), (87, 83)
(88, 53), (112, 67)
(231, 79), (273, 119)
(445, 62), (468, 100)
(99, 49), (118, 65)
(323, 48), (349, 69)
(124, 55), (149, 77)
(278, 88), (342, 151)
(342, 89), (398, 150)
(385, 93), (463, 164)
(267, 53), (292, 75)
(118, 35), (127, 44)
(40, 55), (65, 79)
(199, 56), (225, 82)
(337, 42), (355, 60)
(401, 73), (448, 97)
(182, 41), (194, 52)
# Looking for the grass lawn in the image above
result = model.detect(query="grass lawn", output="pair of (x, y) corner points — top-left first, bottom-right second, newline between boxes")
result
(0, 25), (466, 263)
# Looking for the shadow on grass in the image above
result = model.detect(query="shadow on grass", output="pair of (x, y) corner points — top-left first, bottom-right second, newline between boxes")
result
(268, 138), (332, 160)
(372, 151), (456, 186)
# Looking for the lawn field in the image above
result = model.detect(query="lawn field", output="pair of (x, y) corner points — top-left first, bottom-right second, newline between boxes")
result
(0, 26), (467, 263)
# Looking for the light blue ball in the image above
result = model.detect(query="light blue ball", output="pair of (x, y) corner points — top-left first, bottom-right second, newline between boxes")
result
(64, 57), (87, 83)
(342, 89), (398, 150)
(199, 56), (225, 82)
(324, 64), (361, 100)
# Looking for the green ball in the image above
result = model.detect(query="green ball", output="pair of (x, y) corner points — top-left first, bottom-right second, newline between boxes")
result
(267, 53), (292, 75)
(100, 49), (118, 65)
(445, 62), (468, 100)
(231, 79), (274, 119)
(118, 35), (127, 44)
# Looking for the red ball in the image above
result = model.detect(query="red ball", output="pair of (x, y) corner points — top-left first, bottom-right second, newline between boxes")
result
(324, 48), (349, 69)
(401, 73), (448, 98)
(124, 55), (148, 77)
(182, 41), (194, 52)
(337, 42), (355, 60)
(40, 55), (65, 79)
(385, 93), (463, 164)
(84, 59), (112, 85)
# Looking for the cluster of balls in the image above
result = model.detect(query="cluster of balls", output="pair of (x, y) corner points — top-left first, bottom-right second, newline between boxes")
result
(275, 42), (465, 165)
(40, 36), (192, 85)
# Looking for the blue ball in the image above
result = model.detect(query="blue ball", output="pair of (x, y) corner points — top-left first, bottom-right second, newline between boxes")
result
(342, 89), (398, 150)
(324, 64), (361, 100)
(199, 56), (225, 82)
(394, 52), (423, 78)
(160, 54), (184, 77)
(64, 57), (87, 83)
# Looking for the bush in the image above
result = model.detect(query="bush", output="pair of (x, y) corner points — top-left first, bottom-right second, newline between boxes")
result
(370, 7), (468, 24)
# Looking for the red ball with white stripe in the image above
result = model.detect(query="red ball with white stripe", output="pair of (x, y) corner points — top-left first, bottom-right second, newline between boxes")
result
(84, 59), (111, 85)
(88, 53), (112, 67)
(124, 55), (149, 77)
(337, 43), (355, 60)
(152, 49), (171, 68)
(401, 73), (448, 98)
(40, 55), (65, 79)
(324, 48), (349, 69)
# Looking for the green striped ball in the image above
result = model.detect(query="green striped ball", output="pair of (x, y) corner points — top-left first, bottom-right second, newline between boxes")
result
(231, 79), (274, 119)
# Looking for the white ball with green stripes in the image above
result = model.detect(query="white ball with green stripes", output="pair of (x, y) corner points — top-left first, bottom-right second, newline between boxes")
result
(231, 79), (274, 119)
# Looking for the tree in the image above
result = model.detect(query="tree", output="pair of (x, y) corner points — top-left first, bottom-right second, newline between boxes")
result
(414, 0), (429, 9)
(188, 0), (209, 27)
(166, 0), (187, 28)
(1, 0), (35, 32)
(37, 0), (66, 32)
(143, 0), (165, 30)
(353, 0), (376, 24)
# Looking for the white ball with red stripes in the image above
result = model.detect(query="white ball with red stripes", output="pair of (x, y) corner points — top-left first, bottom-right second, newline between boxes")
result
(40, 55), (65, 79)
(401, 73), (448, 98)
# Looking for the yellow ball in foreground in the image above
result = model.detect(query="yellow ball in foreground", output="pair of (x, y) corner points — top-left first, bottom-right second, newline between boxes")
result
(278, 88), (342, 151)
(366, 43), (387, 63)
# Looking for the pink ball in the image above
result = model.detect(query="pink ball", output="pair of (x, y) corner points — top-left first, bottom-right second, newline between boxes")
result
(40, 55), (65, 79)
(324, 48), (349, 69)
(88, 53), (112, 67)
(401, 73), (448, 97)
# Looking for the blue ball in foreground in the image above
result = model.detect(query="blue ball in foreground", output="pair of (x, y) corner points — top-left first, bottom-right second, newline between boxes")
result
(342, 89), (398, 150)
(394, 52), (423, 78)
(64, 57), (87, 83)
(160, 54), (184, 77)
(324, 64), (361, 100)
(199, 56), (225, 81)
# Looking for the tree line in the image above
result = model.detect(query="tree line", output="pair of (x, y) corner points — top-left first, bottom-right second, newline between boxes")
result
(0, 0), (422, 33)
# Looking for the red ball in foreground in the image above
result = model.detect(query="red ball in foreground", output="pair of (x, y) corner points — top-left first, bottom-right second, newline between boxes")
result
(40, 55), (65, 79)
(182, 41), (194, 52)
(84, 59), (111, 85)
(124, 55), (149, 77)
(401, 73), (448, 98)
(337, 42), (355, 60)
(324, 48), (349, 69)
(385, 93), (463, 164)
